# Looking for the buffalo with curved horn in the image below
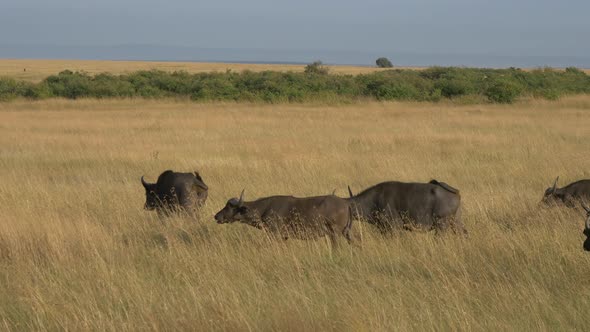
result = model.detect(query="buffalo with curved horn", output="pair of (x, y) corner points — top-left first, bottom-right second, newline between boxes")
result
(542, 176), (590, 208)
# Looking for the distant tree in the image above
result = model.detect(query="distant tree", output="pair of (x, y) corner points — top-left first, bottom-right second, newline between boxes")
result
(304, 61), (330, 75)
(376, 57), (393, 68)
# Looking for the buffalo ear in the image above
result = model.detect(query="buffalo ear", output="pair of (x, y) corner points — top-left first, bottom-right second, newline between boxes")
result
(237, 206), (249, 214)
(193, 179), (208, 191)
(194, 171), (203, 182)
(192, 172), (208, 190)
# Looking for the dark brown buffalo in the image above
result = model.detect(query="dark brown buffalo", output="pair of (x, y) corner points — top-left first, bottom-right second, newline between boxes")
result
(141, 170), (208, 216)
(581, 202), (590, 251)
(347, 179), (465, 234)
(214, 190), (353, 246)
(543, 177), (590, 208)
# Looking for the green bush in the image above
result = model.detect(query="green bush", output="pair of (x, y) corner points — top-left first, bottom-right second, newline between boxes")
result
(0, 78), (24, 101)
(367, 80), (418, 100)
(541, 89), (561, 101)
(44, 70), (93, 99)
(565, 67), (583, 75)
(22, 83), (53, 99)
(91, 73), (135, 98)
(304, 61), (330, 75)
(0, 67), (588, 104)
(485, 80), (523, 103)
(436, 79), (473, 98)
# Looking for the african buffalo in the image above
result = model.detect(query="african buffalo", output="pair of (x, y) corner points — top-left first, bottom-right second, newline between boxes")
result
(543, 177), (590, 208)
(214, 190), (353, 246)
(581, 202), (590, 251)
(141, 170), (208, 216)
(347, 179), (465, 234)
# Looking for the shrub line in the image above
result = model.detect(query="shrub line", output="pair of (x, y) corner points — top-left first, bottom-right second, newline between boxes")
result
(1, 66), (589, 104)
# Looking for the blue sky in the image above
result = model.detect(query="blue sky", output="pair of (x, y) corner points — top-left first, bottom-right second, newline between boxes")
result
(1, 0), (588, 63)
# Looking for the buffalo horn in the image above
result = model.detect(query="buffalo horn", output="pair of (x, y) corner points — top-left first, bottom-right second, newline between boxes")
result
(141, 176), (149, 188)
(551, 176), (559, 193)
(238, 189), (245, 206)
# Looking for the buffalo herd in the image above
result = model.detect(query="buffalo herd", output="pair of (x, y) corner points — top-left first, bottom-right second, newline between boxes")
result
(141, 170), (590, 249)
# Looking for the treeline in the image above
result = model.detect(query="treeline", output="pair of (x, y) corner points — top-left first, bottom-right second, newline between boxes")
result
(1, 66), (589, 103)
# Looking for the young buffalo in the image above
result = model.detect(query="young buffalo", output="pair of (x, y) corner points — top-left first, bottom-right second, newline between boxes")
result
(214, 190), (353, 246)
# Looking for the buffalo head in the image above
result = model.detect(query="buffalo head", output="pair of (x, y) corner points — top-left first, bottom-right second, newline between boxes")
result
(542, 176), (560, 202)
(542, 176), (572, 206)
(141, 176), (159, 210)
(214, 190), (247, 224)
(542, 176), (578, 207)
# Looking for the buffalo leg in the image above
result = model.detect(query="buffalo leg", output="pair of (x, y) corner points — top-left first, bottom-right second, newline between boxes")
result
(327, 231), (339, 249)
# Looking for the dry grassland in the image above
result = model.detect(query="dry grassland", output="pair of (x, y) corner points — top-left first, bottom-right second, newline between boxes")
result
(0, 59), (390, 82)
(1, 97), (590, 330)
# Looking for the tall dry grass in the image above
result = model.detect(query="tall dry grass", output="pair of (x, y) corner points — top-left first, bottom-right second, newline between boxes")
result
(1, 97), (590, 330)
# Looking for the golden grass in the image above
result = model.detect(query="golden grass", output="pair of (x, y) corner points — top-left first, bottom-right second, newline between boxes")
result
(0, 59), (392, 82)
(1, 97), (590, 330)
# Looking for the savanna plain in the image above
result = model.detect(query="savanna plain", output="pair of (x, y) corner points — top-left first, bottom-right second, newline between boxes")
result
(2, 94), (590, 331)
